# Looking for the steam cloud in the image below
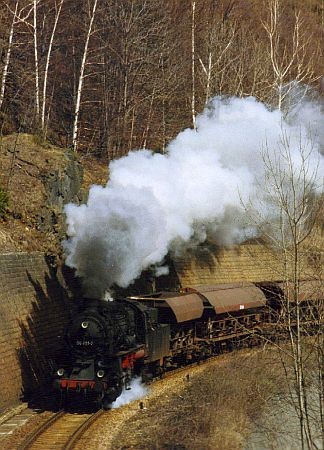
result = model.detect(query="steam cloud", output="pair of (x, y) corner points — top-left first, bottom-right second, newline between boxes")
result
(64, 96), (324, 298)
(111, 377), (148, 409)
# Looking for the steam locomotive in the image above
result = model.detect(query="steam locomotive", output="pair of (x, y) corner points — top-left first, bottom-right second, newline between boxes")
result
(53, 297), (170, 408)
(53, 281), (321, 409)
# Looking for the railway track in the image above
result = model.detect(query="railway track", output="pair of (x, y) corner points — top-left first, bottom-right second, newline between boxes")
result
(14, 341), (260, 449)
(9, 345), (258, 449)
(18, 409), (105, 450)
(14, 356), (224, 449)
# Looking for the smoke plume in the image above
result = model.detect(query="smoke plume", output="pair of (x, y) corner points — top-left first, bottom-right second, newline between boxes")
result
(63, 96), (324, 298)
(111, 377), (148, 409)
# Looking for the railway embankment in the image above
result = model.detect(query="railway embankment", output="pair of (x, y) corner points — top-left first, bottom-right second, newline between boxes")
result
(108, 348), (321, 450)
(63, 348), (288, 450)
(108, 349), (282, 450)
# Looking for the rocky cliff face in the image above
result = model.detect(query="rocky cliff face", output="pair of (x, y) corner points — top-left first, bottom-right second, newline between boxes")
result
(38, 152), (84, 234)
(0, 134), (106, 254)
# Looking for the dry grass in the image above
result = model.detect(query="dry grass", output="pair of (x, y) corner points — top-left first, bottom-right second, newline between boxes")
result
(111, 349), (285, 450)
(0, 228), (16, 252)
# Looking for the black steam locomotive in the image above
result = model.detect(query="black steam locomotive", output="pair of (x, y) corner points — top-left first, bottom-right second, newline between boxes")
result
(53, 281), (321, 408)
(53, 297), (170, 408)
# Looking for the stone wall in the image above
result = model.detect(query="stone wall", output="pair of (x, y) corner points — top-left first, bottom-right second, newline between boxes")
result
(0, 252), (73, 413)
(171, 241), (322, 288)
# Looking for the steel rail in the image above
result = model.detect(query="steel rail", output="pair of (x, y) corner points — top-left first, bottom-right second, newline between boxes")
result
(64, 409), (105, 450)
(18, 410), (65, 450)
(17, 409), (105, 450)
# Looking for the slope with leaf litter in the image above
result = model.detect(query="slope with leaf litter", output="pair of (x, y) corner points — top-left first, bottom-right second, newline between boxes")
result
(0, 134), (107, 254)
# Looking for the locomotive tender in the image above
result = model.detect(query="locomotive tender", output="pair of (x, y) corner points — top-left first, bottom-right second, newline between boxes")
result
(53, 281), (321, 409)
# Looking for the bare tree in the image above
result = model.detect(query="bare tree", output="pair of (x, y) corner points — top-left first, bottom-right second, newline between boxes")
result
(72, 0), (99, 152)
(0, 2), (18, 111)
(4, 0), (43, 125)
(93, 0), (176, 157)
(0, 1), (34, 110)
(0, 0), (323, 154)
(32, 0), (41, 123)
(191, 0), (196, 130)
(41, 0), (64, 133)
(197, 2), (236, 104)
(245, 130), (323, 449)
(262, 0), (320, 111)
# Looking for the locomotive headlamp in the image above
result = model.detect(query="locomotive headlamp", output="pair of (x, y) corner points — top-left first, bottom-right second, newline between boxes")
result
(81, 321), (89, 329)
(57, 368), (64, 377)
(97, 370), (105, 378)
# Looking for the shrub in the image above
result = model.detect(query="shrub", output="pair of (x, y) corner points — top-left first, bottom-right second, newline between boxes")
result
(0, 187), (9, 217)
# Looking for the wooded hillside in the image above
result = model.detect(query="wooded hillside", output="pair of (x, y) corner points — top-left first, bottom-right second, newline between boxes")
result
(0, 0), (323, 158)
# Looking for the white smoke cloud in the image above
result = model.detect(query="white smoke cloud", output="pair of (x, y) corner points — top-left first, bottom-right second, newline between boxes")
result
(63, 95), (324, 298)
(111, 377), (148, 409)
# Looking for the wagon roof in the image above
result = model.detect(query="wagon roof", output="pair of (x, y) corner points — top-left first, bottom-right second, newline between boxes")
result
(164, 293), (204, 322)
(129, 291), (204, 322)
(191, 282), (267, 313)
(129, 281), (267, 318)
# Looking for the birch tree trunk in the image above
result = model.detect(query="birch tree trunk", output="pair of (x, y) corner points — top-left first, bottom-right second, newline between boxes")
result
(197, 3), (236, 105)
(33, 0), (40, 123)
(41, 0), (64, 131)
(262, 0), (319, 111)
(0, 1), (19, 111)
(72, 0), (98, 152)
(191, 0), (196, 130)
